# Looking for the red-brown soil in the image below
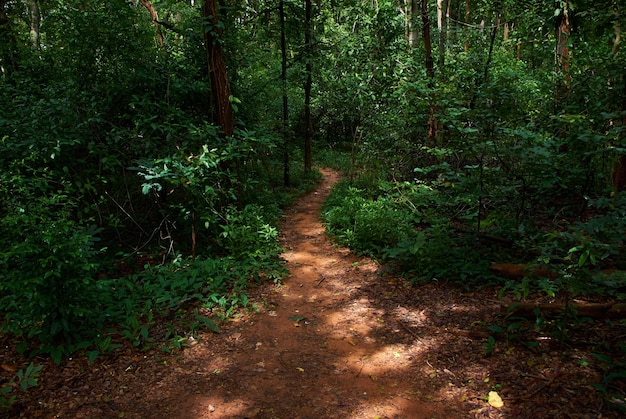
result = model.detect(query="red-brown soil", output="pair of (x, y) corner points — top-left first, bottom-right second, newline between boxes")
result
(2, 168), (624, 418)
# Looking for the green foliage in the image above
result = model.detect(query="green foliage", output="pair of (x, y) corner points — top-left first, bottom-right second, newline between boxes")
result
(323, 180), (414, 254)
(0, 168), (106, 358)
(498, 193), (626, 301)
(0, 0), (623, 372)
(323, 176), (493, 283)
(0, 363), (42, 412)
(219, 205), (286, 281)
(591, 348), (626, 413)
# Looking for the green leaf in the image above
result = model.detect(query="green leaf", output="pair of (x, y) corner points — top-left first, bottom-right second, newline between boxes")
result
(196, 315), (220, 333)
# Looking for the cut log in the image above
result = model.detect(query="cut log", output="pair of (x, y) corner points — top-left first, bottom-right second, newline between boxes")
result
(500, 301), (626, 319)
(489, 263), (559, 281)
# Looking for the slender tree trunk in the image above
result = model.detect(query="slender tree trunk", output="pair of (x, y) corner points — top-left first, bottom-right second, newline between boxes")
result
(554, 0), (571, 106)
(0, 0), (17, 77)
(409, 0), (419, 47)
(140, 0), (165, 48)
(303, 0), (313, 172)
(280, 0), (290, 186)
(469, 0), (502, 109)
(0, 0), (15, 77)
(202, 0), (234, 137)
(437, 0), (448, 74)
(612, 20), (626, 194)
(28, 0), (41, 50)
(464, 0), (470, 52)
(421, 1), (434, 80)
(421, 0), (436, 146)
(483, 1), (503, 85)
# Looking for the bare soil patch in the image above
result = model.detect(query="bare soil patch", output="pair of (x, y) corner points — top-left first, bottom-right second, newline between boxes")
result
(1, 168), (623, 418)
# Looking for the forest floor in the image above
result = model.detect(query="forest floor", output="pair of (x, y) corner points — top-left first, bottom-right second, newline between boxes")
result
(2, 168), (624, 418)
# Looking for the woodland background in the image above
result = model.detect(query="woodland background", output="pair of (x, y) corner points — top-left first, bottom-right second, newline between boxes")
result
(1, 0), (625, 412)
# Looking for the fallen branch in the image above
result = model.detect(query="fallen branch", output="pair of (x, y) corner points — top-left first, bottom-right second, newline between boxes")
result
(489, 263), (559, 281)
(498, 300), (626, 319)
(397, 321), (428, 345)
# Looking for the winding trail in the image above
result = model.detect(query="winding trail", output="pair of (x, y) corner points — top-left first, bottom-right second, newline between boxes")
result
(12, 168), (621, 418)
(17, 168), (468, 419)
(168, 168), (458, 418)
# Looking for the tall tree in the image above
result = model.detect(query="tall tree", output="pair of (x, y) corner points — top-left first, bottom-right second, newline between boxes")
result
(464, 0), (470, 52)
(303, 0), (313, 172)
(0, 0), (18, 76)
(420, 0), (436, 145)
(27, 0), (41, 50)
(554, 0), (571, 105)
(140, 0), (164, 48)
(203, 0), (234, 137)
(280, 0), (290, 186)
(409, 0), (419, 47)
(437, 0), (448, 73)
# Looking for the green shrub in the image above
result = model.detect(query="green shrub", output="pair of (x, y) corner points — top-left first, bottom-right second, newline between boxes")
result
(218, 204), (287, 282)
(0, 188), (105, 359)
(323, 180), (413, 254)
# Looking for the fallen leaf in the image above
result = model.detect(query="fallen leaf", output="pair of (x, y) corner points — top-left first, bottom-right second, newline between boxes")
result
(488, 391), (504, 408)
(296, 367), (304, 372)
(1, 364), (18, 372)
(288, 315), (306, 324)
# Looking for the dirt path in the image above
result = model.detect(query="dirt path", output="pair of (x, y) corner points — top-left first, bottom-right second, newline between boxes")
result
(7, 168), (620, 418)
(159, 168), (460, 418)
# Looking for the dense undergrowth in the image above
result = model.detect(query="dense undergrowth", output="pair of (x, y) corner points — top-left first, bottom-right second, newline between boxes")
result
(320, 153), (626, 300)
(318, 149), (626, 412)
(2, 0), (626, 411)
(0, 158), (319, 363)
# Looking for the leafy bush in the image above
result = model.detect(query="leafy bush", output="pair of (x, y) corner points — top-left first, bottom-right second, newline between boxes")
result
(323, 180), (414, 255)
(0, 363), (42, 412)
(0, 171), (106, 360)
(323, 176), (492, 283)
(219, 205), (286, 281)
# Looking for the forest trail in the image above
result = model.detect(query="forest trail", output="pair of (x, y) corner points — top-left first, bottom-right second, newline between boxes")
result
(12, 169), (500, 418)
(155, 168), (462, 418)
(147, 168), (454, 418)
(9, 168), (617, 419)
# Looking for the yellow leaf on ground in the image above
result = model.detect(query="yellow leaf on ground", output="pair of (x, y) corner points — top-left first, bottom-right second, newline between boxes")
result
(488, 391), (504, 408)
(296, 367), (304, 372)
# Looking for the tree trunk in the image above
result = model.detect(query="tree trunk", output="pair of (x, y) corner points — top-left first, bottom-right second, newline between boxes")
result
(28, 0), (41, 50)
(554, 0), (571, 105)
(409, 0), (419, 47)
(437, 0), (448, 74)
(140, 0), (165, 48)
(464, 0), (470, 52)
(280, 0), (290, 186)
(482, 1), (502, 85)
(303, 0), (313, 173)
(612, 23), (626, 194)
(202, 0), (234, 137)
(420, 0), (436, 146)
